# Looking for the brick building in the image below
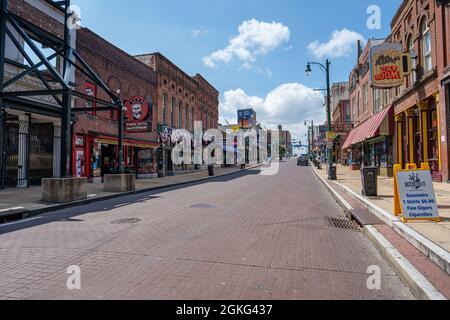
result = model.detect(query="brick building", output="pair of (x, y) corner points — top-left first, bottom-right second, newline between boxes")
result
(135, 53), (219, 175)
(390, 0), (450, 182)
(73, 28), (160, 181)
(342, 39), (395, 176)
(330, 82), (351, 164)
(0, 0), (75, 188)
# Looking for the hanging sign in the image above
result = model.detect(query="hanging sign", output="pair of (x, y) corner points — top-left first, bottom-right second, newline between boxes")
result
(371, 42), (411, 88)
(125, 96), (151, 132)
(394, 163), (440, 222)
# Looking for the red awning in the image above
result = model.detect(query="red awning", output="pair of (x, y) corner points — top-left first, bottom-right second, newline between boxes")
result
(342, 105), (393, 149)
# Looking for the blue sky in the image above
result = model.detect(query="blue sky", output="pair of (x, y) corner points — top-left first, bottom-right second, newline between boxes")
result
(72, 0), (402, 140)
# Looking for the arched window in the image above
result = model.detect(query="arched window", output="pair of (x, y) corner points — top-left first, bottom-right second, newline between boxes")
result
(162, 94), (167, 125)
(421, 17), (432, 73)
(407, 35), (417, 85)
(171, 97), (175, 126)
(178, 101), (182, 128)
(185, 105), (189, 130)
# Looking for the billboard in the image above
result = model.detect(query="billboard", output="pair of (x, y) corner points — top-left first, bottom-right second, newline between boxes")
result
(370, 42), (411, 88)
(125, 96), (152, 133)
(237, 109), (256, 128)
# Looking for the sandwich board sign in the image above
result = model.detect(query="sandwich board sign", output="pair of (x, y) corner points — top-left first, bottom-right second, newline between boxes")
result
(394, 163), (440, 223)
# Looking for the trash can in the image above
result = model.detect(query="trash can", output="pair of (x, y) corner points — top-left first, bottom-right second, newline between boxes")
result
(208, 165), (215, 176)
(361, 166), (378, 196)
(329, 165), (337, 180)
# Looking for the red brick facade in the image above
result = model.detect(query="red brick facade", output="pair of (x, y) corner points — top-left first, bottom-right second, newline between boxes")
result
(7, 0), (64, 39)
(73, 28), (159, 179)
(390, 0), (450, 182)
(135, 53), (219, 132)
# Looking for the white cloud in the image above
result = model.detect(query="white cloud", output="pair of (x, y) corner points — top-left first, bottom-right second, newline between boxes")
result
(238, 63), (273, 77)
(307, 28), (365, 59)
(189, 27), (209, 38)
(203, 19), (290, 68)
(219, 83), (325, 141)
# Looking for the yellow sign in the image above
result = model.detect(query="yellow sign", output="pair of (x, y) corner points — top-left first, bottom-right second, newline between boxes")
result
(326, 131), (336, 140)
(394, 163), (441, 223)
(371, 43), (411, 89)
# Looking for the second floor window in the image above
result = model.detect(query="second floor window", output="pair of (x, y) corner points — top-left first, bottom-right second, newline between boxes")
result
(171, 97), (175, 126)
(408, 36), (417, 85)
(178, 101), (182, 128)
(421, 18), (432, 74)
(363, 85), (368, 114)
(162, 94), (167, 124)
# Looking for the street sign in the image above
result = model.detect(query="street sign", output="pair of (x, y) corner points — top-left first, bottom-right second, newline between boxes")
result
(326, 131), (336, 140)
(394, 163), (440, 222)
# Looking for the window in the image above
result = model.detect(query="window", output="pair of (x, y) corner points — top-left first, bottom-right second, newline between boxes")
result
(185, 105), (189, 130)
(407, 35), (417, 85)
(171, 97), (175, 126)
(363, 85), (368, 114)
(352, 96), (357, 120)
(374, 89), (381, 113)
(162, 94), (167, 124)
(191, 108), (194, 131)
(421, 18), (432, 73)
(383, 89), (389, 107)
(178, 101), (182, 128)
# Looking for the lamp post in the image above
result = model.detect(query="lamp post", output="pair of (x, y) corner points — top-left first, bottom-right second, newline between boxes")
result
(305, 60), (335, 180)
(116, 89), (125, 174)
(304, 120), (315, 159)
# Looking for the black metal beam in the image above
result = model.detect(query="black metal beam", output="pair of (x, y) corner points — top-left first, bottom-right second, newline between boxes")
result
(72, 107), (117, 113)
(3, 54), (60, 88)
(6, 14), (68, 90)
(0, 89), (66, 98)
(0, 0), (6, 189)
(71, 90), (120, 109)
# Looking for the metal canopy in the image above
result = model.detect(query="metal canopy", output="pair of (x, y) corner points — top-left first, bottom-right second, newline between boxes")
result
(0, 0), (126, 187)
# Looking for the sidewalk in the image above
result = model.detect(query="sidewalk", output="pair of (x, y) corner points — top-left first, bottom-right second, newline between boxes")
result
(0, 165), (256, 218)
(315, 165), (450, 252)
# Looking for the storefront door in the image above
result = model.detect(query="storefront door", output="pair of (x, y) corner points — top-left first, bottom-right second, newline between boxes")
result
(101, 144), (117, 175)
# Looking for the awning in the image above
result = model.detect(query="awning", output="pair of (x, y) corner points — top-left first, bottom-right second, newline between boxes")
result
(95, 136), (159, 149)
(342, 105), (393, 150)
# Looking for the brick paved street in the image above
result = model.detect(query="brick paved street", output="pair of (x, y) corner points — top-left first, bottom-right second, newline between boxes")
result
(0, 160), (414, 300)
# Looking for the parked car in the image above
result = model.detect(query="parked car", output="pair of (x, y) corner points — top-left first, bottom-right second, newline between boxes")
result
(297, 154), (309, 166)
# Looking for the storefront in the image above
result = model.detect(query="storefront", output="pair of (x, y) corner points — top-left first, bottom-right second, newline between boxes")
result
(342, 105), (394, 176)
(394, 93), (442, 181)
(72, 133), (159, 182)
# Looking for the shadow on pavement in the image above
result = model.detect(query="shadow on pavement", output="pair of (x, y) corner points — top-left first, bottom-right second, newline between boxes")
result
(0, 168), (262, 235)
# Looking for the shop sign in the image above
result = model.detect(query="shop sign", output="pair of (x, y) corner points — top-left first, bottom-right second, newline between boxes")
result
(394, 164), (440, 222)
(125, 96), (151, 132)
(371, 43), (411, 88)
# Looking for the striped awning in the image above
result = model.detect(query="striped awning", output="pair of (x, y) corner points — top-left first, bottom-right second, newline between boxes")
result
(342, 105), (393, 150)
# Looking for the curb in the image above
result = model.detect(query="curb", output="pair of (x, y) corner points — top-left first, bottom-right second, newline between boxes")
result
(2, 164), (264, 223)
(336, 182), (450, 276)
(364, 225), (446, 300)
(311, 166), (447, 300)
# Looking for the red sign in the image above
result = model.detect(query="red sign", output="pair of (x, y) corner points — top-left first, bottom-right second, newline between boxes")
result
(374, 65), (401, 82)
(125, 96), (151, 132)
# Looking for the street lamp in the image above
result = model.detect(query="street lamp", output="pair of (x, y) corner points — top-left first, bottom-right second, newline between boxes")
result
(304, 120), (315, 159)
(305, 59), (335, 180)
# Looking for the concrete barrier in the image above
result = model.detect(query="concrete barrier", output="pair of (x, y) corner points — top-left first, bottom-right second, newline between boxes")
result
(104, 174), (136, 193)
(42, 177), (87, 203)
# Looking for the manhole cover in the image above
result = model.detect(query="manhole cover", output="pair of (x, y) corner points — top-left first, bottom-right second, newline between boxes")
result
(190, 203), (216, 209)
(111, 218), (141, 225)
(325, 217), (362, 231)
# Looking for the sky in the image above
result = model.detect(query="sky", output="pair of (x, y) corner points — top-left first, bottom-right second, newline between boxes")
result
(72, 0), (402, 142)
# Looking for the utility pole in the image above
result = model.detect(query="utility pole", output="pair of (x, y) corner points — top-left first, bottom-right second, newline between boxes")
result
(0, 0), (7, 189)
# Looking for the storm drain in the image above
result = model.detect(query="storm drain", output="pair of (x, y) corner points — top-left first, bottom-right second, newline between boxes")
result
(325, 217), (362, 232)
(111, 218), (141, 225)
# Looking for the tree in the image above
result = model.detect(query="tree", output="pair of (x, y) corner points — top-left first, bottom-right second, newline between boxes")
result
(279, 145), (286, 160)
